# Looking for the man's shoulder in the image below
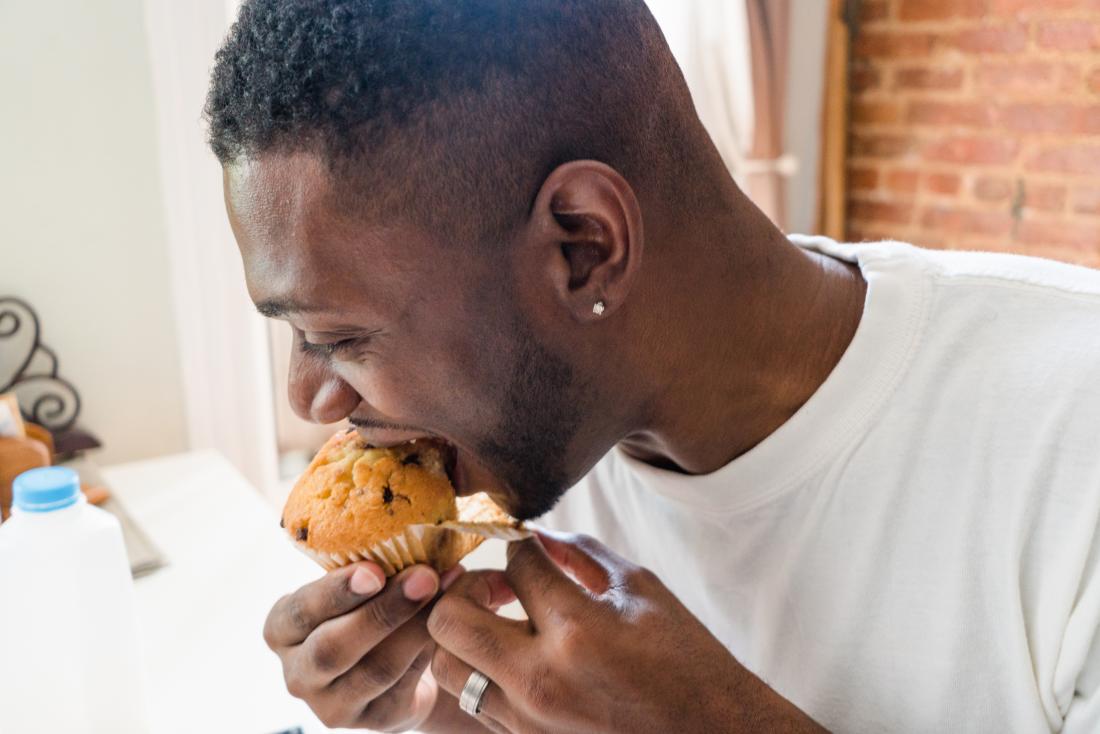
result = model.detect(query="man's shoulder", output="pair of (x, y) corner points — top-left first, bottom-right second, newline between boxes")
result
(801, 239), (1100, 469)
(795, 234), (1100, 302)
(842, 242), (1100, 368)
(807, 240), (1100, 407)
(915, 244), (1100, 302)
(893, 247), (1100, 407)
(915, 247), (1100, 362)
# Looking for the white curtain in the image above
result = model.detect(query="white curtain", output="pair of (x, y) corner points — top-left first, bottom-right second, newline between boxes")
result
(141, 0), (281, 499)
(647, 0), (756, 185)
(646, 0), (800, 230)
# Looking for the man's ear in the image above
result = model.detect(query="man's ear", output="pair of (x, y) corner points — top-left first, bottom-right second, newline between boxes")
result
(525, 160), (644, 322)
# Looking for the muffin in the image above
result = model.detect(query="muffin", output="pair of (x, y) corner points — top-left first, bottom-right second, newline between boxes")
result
(282, 429), (526, 575)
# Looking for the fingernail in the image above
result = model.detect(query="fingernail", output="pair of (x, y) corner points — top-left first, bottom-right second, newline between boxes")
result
(350, 566), (383, 595)
(403, 567), (439, 601)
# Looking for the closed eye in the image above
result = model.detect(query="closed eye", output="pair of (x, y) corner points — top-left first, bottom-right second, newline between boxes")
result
(299, 338), (356, 357)
(298, 329), (382, 359)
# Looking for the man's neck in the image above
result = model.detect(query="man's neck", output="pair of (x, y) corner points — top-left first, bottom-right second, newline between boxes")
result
(619, 210), (867, 475)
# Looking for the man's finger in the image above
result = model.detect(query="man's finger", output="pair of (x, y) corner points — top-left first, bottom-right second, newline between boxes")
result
(307, 600), (429, 695)
(504, 536), (588, 626)
(443, 567), (516, 610)
(297, 564), (440, 678)
(533, 529), (629, 595)
(427, 570), (528, 683)
(375, 641), (435, 710)
(264, 561), (386, 648)
(320, 612), (433, 720)
(354, 644), (437, 731)
(430, 646), (514, 734)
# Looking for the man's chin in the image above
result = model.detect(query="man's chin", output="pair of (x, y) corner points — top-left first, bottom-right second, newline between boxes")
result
(447, 443), (569, 520)
(458, 460), (562, 521)
(497, 479), (569, 522)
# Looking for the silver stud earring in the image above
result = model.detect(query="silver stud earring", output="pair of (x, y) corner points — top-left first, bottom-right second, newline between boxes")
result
(592, 300), (606, 316)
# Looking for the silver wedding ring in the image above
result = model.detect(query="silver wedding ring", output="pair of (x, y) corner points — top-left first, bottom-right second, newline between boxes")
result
(459, 669), (492, 716)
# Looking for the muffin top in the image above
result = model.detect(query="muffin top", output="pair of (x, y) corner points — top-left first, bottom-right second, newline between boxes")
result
(282, 429), (458, 555)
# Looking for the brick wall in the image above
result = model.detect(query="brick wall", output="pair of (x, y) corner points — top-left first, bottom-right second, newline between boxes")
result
(847, 0), (1100, 268)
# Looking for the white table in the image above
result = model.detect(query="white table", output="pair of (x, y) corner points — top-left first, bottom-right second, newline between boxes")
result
(106, 451), (507, 734)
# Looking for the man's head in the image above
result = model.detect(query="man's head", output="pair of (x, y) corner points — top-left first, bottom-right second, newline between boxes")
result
(208, 0), (726, 518)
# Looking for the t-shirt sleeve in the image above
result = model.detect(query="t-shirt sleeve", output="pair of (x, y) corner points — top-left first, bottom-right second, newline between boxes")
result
(1060, 625), (1100, 732)
(1056, 514), (1100, 733)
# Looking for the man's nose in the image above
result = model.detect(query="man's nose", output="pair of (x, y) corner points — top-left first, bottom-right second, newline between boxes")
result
(288, 355), (360, 424)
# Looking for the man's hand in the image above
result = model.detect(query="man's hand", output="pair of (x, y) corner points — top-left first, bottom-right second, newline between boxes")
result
(263, 560), (464, 731)
(428, 531), (827, 733)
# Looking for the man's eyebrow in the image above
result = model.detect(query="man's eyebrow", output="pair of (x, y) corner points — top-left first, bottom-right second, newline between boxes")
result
(255, 298), (315, 318)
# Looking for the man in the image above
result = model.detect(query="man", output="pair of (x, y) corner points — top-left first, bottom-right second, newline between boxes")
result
(206, 1), (1100, 731)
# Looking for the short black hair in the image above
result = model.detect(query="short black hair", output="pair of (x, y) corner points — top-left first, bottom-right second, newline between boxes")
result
(206, 0), (696, 244)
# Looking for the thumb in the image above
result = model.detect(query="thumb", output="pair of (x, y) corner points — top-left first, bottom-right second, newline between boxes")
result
(531, 528), (629, 595)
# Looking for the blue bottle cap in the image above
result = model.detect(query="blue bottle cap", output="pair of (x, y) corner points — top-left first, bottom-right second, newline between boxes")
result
(13, 466), (81, 512)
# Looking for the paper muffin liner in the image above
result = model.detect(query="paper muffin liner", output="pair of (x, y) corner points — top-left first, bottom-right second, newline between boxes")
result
(427, 519), (532, 541)
(294, 521), (529, 576)
(294, 524), (443, 575)
(422, 491), (532, 543)
(291, 492), (531, 575)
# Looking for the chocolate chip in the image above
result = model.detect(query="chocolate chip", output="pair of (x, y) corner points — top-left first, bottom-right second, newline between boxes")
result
(402, 454), (420, 466)
(279, 516), (285, 528)
(382, 485), (394, 504)
(296, 527), (308, 542)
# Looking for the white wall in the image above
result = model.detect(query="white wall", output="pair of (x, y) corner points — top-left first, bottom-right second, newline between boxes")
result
(0, 0), (188, 465)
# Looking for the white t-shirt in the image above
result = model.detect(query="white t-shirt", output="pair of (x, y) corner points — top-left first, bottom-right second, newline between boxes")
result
(543, 236), (1100, 733)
